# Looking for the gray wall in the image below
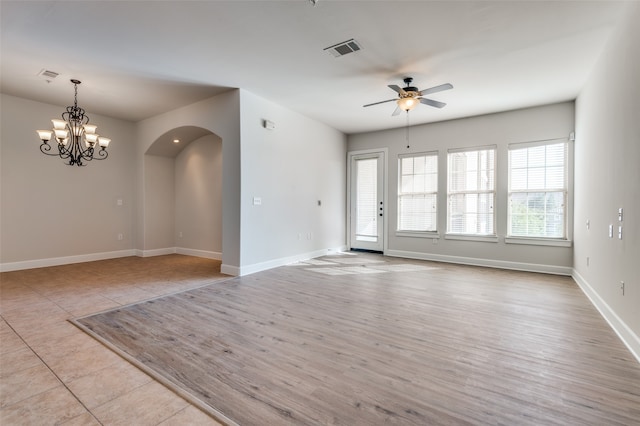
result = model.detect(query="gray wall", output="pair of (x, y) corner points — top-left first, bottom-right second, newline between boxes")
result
(238, 90), (347, 272)
(574, 2), (639, 357)
(0, 94), (136, 269)
(348, 102), (575, 274)
(175, 134), (223, 255)
(143, 155), (175, 251)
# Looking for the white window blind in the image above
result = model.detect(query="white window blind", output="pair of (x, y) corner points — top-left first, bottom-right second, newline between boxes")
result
(508, 141), (567, 238)
(447, 147), (496, 235)
(398, 153), (437, 232)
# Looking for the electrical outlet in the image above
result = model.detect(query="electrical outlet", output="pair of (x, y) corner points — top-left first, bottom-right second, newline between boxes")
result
(178, 231), (183, 238)
(621, 281), (625, 296)
(117, 233), (123, 241)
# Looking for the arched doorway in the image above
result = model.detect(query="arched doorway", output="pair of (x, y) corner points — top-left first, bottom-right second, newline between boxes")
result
(143, 126), (223, 260)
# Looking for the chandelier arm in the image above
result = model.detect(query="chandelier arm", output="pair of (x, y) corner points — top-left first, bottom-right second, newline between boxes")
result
(71, 136), (92, 165)
(79, 147), (96, 162)
(61, 107), (87, 124)
(93, 148), (108, 160)
(77, 138), (92, 156)
(67, 140), (79, 166)
(56, 141), (73, 160)
(69, 143), (83, 166)
(39, 143), (61, 156)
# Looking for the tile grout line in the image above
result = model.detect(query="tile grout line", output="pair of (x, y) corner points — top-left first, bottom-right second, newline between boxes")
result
(1, 314), (105, 426)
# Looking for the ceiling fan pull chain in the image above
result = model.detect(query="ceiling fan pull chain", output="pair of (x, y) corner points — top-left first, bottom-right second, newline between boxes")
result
(406, 111), (410, 149)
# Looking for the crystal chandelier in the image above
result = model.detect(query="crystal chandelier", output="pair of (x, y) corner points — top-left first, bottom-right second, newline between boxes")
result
(36, 79), (110, 166)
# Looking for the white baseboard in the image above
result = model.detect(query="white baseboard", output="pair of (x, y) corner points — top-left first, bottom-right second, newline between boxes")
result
(0, 249), (137, 272)
(220, 264), (240, 276)
(572, 269), (640, 364)
(237, 246), (348, 277)
(138, 248), (176, 257)
(1, 247), (221, 272)
(385, 249), (572, 275)
(175, 247), (222, 260)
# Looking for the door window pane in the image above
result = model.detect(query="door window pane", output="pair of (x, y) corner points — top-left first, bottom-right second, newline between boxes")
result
(356, 158), (378, 240)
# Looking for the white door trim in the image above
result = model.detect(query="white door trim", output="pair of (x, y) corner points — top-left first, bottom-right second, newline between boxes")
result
(347, 148), (388, 253)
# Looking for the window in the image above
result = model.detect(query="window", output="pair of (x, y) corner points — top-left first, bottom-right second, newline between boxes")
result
(447, 147), (496, 235)
(508, 141), (567, 239)
(398, 153), (438, 232)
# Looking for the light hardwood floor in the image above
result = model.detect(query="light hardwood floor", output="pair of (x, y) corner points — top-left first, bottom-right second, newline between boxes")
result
(1, 253), (639, 425)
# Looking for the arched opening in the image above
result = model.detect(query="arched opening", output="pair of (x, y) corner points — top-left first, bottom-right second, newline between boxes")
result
(143, 126), (223, 260)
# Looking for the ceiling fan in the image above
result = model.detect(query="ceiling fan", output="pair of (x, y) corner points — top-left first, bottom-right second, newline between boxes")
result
(363, 77), (453, 116)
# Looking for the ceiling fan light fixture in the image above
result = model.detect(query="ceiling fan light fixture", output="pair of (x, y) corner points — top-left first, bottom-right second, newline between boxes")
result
(397, 96), (419, 112)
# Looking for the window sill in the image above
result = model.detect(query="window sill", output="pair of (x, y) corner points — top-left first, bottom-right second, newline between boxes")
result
(505, 237), (572, 247)
(444, 234), (498, 243)
(395, 231), (440, 239)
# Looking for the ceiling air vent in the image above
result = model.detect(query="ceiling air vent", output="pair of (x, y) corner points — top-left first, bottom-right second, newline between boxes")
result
(37, 69), (59, 81)
(324, 39), (362, 57)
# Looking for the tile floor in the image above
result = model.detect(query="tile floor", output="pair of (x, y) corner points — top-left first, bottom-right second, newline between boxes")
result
(0, 255), (227, 425)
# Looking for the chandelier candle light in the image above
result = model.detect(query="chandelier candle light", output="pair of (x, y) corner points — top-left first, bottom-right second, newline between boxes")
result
(36, 79), (110, 166)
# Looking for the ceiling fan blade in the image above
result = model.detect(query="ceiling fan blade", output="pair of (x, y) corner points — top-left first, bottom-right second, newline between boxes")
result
(388, 84), (407, 96)
(392, 105), (402, 116)
(363, 98), (397, 107)
(420, 98), (446, 108)
(419, 83), (453, 96)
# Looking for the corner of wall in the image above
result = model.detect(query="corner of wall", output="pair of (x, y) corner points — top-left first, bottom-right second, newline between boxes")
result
(572, 269), (640, 363)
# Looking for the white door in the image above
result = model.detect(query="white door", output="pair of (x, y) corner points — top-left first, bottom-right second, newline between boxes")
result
(350, 152), (384, 252)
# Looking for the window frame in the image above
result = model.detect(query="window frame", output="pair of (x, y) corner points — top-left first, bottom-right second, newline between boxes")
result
(396, 151), (439, 236)
(446, 145), (497, 239)
(506, 139), (571, 245)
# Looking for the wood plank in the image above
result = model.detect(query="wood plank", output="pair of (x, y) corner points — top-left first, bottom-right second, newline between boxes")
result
(75, 253), (640, 425)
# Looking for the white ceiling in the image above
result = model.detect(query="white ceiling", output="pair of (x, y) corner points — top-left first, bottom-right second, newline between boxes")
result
(0, 1), (630, 135)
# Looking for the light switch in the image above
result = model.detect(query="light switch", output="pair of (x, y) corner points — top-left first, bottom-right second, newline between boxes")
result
(609, 224), (613, 238)
(618, 208), (623, 222)
(253, 197), (262, 206)
(618, 226), (623, 240)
